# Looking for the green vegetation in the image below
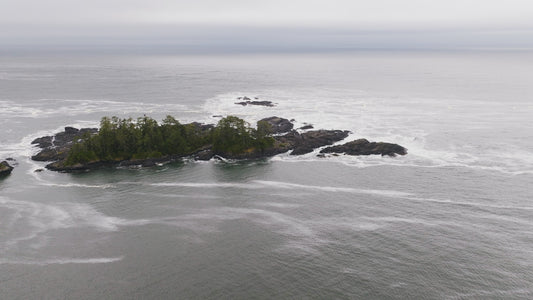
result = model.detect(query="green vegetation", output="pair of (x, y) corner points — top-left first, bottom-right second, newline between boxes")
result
(65, 115), (274, 165)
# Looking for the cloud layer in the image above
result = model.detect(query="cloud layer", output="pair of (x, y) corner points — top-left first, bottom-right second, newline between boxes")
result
(2, 0), (533, 51)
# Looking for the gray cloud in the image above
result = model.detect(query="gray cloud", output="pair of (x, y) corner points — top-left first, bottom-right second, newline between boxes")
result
(2, 0), (533, 28)
(2, 0), (533, 51)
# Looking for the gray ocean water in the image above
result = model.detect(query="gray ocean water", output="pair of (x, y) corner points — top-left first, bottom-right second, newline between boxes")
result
(1, 51), (532, 299)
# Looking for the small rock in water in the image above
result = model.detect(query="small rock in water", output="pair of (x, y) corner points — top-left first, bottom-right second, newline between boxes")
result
(234, 99), (275, 107)
(299, 125), (314, 130)
(64, 127), (79, 134)
(320, 139), (407, 157)
(0, 161), (14, 176)
(259, 116), (294, 134)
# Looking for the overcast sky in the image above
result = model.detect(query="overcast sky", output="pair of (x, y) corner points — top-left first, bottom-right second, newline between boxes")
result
(2, 0), (533, 51)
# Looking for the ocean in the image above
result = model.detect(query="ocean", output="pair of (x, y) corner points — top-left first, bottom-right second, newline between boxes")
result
(1, 51), (532, 299)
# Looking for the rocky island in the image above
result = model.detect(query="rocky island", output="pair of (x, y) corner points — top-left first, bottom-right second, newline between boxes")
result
(235, 96), (275, 107)
(31, 115), (407, 172)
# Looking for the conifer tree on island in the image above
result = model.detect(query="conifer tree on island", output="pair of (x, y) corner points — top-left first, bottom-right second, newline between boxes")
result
(65, 115), (274, 165)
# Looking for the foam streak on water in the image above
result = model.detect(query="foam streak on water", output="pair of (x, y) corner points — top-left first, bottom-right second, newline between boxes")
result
(0, 257), (124, 265)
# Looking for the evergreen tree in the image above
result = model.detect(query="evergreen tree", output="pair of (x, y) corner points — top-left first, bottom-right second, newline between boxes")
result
(65, 115), (275, 165)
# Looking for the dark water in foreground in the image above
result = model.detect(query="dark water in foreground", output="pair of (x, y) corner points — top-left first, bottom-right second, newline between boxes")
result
(1, 52), (533, 299)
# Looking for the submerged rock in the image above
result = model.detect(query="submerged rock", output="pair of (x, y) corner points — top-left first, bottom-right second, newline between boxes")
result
(320, 139), (407, 157)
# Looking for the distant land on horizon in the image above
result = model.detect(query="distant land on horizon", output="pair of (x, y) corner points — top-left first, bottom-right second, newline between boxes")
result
(2, 25), (533, 54)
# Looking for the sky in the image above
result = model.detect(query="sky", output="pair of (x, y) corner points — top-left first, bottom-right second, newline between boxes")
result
(2, 0), (533, 52)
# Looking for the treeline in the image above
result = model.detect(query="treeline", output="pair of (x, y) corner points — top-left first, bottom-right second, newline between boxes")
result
(66, 115), (274, 165)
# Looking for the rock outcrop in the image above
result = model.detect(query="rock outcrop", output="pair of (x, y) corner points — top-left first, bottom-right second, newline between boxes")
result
(0, 161), (14, 177)
(259, 116), (294, 134)
(31, 127), (98, 161)
(320, 139), (407, 157)
(235, 97), (275, 107)
(279, 130), (351, 155)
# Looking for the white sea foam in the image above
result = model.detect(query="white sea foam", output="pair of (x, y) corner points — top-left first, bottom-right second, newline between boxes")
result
(1, 197), (120, 229)
(253, 180), (412, 198)
(255, 202), (302, 208)
(0, 196), (124, 252)
(0, 256), (124, 265)
(131, 192), (222, 199)
(145, 182), (264, 189)
(404, 196), (533, 211)
(40, 183), (115, 189)
(0, 99), (190, 119)
(127, 180), (411, 198)
(202, 89), (533, 175)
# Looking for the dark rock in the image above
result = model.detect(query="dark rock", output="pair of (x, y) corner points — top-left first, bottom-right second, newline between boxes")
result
(259, 116), (294, 134)
(31, 136), (53, 148)
(212, 115), (223, 118)
(32, 148), (63, 161)
(0, 161), (14, 176)
(213, 155), (226, 161)
(64, 127), (79, 134)
(291, 146), (316, 155)
(46, 160), (104, 172)
(299, 124), (314, 130)
(271, 129), (350, 156)
(251, 101), (274, 107)
(235, 100), (275, 107)
(31, 127), (98, 162)
(194, 149), (214, 161)
(243, 96), (251, 101)
(35, 168), (44, 172)
(291, 130), (350, 155)
(6, 157), (15, 161)
(141, 160), (157, 167)
(320, 139), (407, 157)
